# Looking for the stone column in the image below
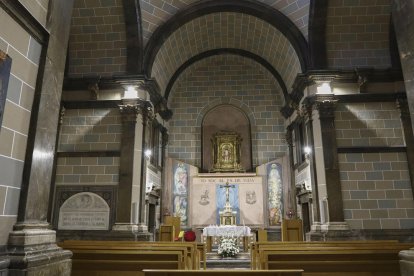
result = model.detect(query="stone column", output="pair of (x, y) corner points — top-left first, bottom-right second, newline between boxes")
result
(114, 99), (140, 230)
(397, 97), (414, 198)
(285, 129), (297, 217)
(137, 101), (153, 232)
(314, 95), (348, 230)
(393, 0), (414, 137)
(113, 98), (152, 239)
(7, 0), (74, 275)
(303, 103), (321, 229)
(393, 4), (414, 272)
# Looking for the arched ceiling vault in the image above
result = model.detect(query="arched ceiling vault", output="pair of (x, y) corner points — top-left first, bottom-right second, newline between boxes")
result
(140, 0), (310, 46)
(146, 8), (307, 97)
(164, 48), (288, 102)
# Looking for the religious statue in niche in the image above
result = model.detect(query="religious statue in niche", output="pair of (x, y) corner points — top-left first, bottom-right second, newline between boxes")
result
(210, 131), (244, 172)
(267, 163), (283, 226)
(173, 163), (188, 225)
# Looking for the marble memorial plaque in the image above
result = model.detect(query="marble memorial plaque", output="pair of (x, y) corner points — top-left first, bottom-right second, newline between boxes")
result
(58, 192), (110, 230)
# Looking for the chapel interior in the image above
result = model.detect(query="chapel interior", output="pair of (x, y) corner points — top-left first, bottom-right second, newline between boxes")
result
(1, 0), (414, 275)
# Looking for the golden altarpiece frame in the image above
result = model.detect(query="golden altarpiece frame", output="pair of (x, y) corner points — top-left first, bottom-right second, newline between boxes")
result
(210, 131), (244, 173)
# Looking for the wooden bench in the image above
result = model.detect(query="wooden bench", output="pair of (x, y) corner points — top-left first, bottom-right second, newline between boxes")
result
(137, 270), (304, 276)
(197, 243), (207, 270)
(251, 240), (401, 269)
(59, 240), (202, 274)
(252, 241), (414, 275)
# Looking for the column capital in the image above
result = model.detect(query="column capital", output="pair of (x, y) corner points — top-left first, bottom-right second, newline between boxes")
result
(313, 95), (338, 119)
(119, 99), (154, 124)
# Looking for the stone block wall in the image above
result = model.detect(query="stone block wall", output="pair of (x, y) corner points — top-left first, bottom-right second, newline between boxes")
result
(59, 108), (122, 151)
(67, 0), (127, 77)
(0, 8), (43, 246)
(168, 55), (287, 168)
(326, 0), (392, 69)
(56, 108), (121, 186)
(339, 152), (414, 229)
(18, 0), (49, 27)
(335, 102), (404, 147)
(55, 157), (120, 186)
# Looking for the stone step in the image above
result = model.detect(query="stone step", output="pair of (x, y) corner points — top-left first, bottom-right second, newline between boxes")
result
(206, 252), (251, 270)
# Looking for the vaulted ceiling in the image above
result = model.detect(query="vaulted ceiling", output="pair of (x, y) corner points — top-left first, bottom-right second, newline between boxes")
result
(66, 0), (395, 105)
(150, 12), (302, 96)
(140, 0), (310, 45)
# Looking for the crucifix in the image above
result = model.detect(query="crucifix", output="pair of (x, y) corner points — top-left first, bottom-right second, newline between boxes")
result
(219, 182), (235, 211)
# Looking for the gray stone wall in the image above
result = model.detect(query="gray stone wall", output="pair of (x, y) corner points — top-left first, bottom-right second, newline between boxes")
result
(335, 102), (404, 147)
(67, 0), (127, 77)
(339, 152), (414, 229)
(0, 8), (42, 246)
(326, 0), (392, 69)
(335, 101), (413, 229)
(55, 157), (119, 186)
(168, 55), (287, 168)
(59, 108), (122, 151)
(56, 108), (121, 186)
(18, 0), (49, 27)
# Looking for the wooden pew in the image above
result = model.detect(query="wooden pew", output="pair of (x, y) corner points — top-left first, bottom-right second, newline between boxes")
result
(251, 240), (401, 270)
(252, 241), (414, 275)
(138, 270), (304, 276)
(59, 240), (201, 274)
(197, 243), (207, 270)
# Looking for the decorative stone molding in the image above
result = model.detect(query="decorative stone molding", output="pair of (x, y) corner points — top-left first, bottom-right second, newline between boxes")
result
(313, 96), (338, 119)
(281, 69), (404, 119)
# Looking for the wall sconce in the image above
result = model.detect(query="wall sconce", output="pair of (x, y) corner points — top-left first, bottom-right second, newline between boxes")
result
(304, 146), (312, 159)
(144, 149), (152, 159)
(316, 82), (332, 94)
(123, 86), (138, 99)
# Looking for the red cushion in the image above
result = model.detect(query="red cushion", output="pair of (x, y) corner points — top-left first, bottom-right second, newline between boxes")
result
(184, 230), (196, 241)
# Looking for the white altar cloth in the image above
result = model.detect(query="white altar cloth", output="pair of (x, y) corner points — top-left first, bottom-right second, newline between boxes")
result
(202, 225), (251, 237)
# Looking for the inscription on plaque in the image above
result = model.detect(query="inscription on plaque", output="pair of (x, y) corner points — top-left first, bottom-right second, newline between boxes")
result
(58, 192), (110, 230)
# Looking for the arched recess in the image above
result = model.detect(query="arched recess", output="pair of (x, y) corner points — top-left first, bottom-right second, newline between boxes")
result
(164, 48), (289, 103)
(143, 0), (310, 75)
(201, 104), (252, 172)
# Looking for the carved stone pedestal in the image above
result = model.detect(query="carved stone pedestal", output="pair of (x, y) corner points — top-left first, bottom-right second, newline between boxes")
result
(7, 227), (72, 276)
(0, 255), (9, 276)
(400, 248), (414, 276)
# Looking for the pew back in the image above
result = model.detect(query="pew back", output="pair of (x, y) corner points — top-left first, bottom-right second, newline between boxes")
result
(59, 240), (203, 274)
(138, 270), (304, 276)
(252, 241), (414, 275)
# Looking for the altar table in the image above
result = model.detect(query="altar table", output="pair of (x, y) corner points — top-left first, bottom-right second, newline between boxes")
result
(202, 225), (252, 252)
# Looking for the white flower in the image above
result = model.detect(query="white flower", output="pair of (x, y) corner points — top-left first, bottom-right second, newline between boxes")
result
(217, 236), (240, 257)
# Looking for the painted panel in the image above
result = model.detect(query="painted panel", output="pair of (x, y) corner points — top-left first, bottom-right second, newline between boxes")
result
(0, 50), (12, 128)
(172, 162), (188, 226)
(267, 163), (283, 226)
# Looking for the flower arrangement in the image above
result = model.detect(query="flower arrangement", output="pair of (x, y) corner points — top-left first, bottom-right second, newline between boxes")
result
(217, 236), (239, 258)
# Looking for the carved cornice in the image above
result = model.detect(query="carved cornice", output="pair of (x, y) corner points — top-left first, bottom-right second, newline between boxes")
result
(63, 75), (173, 121)
(286, 69), (404, 106)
